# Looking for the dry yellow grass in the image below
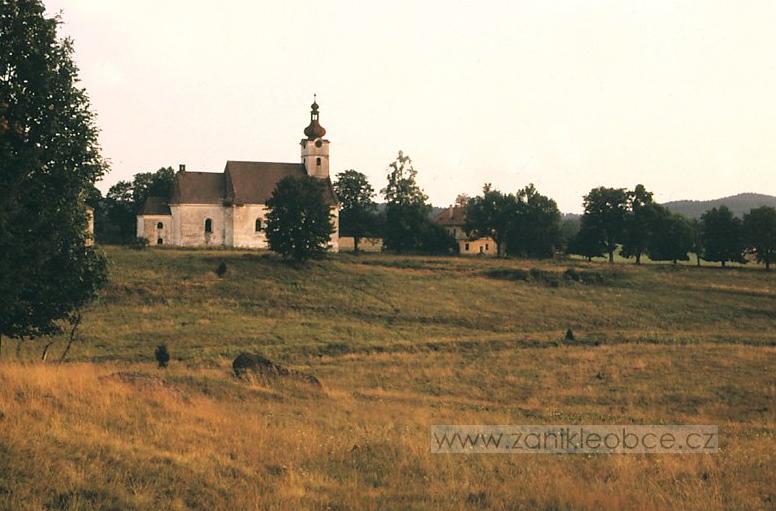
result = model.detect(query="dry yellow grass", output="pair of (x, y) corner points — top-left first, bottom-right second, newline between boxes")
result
(1, 342), (774, 510)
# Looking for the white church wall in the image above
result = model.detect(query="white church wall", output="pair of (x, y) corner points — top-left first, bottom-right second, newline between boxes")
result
(172, 204), (226, 247)
(137, 215), (172, 246)
(231, 204), (269, 249)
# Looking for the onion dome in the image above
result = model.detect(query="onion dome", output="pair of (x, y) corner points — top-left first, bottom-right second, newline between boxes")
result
(303, 95), (326, 140)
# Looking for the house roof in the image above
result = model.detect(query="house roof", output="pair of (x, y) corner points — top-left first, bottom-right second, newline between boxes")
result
(139, 196), (172, 215)
(432, 206), (466, 226)
(169, 171), (225, 204)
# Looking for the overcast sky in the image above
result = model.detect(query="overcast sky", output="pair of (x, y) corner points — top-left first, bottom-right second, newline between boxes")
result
(46, 0), (776, 212)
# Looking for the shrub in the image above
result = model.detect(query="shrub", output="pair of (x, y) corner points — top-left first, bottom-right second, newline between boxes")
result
(130, 237), (149, 250)
(155, 344), (170, 368)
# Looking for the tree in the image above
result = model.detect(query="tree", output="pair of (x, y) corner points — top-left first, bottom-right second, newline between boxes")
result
(700, 206), (746, 267)
(381, 151), (433, 252)
(265, 175), (334, 262)
(689, 218), (704, 267)
(567, 218), (605, 261)
(0, 0), (108, 358)
(621, 184), (655, 264)
(559, 215), (581, 254)
(647, 208), (693, 264)
(464, 184), (516, 257)
(104, 180), (135, 243)
(581, 187), (629, 263)
(507, 184), (562, 259)
(131, 166), (174, 210)
(743, 206), (776, 270)
(333, 170), (377, 254)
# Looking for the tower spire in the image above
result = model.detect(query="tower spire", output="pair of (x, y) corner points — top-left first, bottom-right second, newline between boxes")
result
(304, 95), (326, 140)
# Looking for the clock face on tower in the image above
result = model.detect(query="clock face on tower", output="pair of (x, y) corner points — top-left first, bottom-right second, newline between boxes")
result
(315, 139), (322, 148)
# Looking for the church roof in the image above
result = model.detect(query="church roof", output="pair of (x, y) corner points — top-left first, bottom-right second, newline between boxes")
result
(224, 161), (337, 205)
(139, 196), (172, 215)
(169, 171), (225, 204)
(161, 162), (337, 208)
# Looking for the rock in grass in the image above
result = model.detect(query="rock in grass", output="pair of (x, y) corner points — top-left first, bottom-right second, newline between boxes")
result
(232, 352), (322, 389)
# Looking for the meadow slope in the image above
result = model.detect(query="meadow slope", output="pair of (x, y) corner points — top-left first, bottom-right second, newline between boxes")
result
(0, 247), (774, 510)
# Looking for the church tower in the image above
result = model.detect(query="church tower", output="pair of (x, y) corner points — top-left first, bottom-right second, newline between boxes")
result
(301, 96), (329, 179)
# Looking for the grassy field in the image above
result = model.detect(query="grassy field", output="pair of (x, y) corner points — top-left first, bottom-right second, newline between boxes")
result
(0, 247), (774, 510)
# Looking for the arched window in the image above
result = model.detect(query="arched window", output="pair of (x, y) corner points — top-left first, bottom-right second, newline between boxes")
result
(204, 218), (213, 233)
(157, 238), (163, 245)
(315, 157), (321, 166)
(255, 218), (262, 232)
(156, 222), (164, 229)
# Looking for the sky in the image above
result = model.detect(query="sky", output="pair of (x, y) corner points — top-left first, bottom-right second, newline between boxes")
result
(45, 0), (776, 213)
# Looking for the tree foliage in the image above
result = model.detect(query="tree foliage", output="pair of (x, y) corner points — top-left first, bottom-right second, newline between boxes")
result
(0, 0), (107, 351)
(381, 151), (452, 253)
(508, 184), (562, 258)
(620, 184), (656, 264)
(265, 175), (334, 262)
(700, 206), (746, 267)
(743, 206), (776, 270)
(647, 207), (693, 264)
(333, 169), (377, 254)
(581, 187), (629, 263)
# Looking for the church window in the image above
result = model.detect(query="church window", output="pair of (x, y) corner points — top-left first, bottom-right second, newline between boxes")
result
(465, 243), (470, 251)
(157, 238), (163, 245)
(316, 157), (321, 166)
(255, 218), (262, 232)
(157, 222), (164, 229)
(204, 218), (213, 233)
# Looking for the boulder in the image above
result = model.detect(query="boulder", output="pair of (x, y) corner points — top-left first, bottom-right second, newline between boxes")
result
(232, 353), (322, 389)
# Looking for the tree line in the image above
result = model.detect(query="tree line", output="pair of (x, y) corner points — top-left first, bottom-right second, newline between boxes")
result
(567, 185), (776, 269)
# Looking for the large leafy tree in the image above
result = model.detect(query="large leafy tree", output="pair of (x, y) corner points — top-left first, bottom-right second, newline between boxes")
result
(507, 184), (562, 259)
(381, 151), (434, 253)
(333, 169), (377, 254)
(0, 0), (107, 356)
(647, 208), (693, 264)
(464, 184), (516, 257)
(567, 218), (605, 261)
(581, 187), (629, 263)
(743, 206), (776, 270)
(265, 175), (334, 262)
(621, 184), (656, 264)
(700, 206), (746, 267)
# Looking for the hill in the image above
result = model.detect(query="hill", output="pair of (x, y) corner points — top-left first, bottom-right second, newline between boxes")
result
(1, 248), (774, 510)
(662, 192), (776, 219)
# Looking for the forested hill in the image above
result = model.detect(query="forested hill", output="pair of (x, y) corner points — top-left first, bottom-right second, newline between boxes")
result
(662, 193), (776, 219)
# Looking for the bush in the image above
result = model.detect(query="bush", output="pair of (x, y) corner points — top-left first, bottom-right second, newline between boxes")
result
(130, 237), (149, 250)
(155, 344), (170, 368)
(216, 261), (227, 278)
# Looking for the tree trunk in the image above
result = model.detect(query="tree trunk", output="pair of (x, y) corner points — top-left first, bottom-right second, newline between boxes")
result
(354, 236), (360, 255)
(766, 260), (771, 271)
(41, 339), (58, 362)
(696, 254), (701, 267)
(635, 253), (641, 265)
(15, 338), (24, 359)
(608, 249), (614, 264)
(721, 261), (726, 268)
(58, 312), (82, 363)
(673, 259), (678, 265)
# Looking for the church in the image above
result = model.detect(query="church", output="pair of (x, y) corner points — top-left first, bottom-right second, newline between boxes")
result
(137, 99), (339, 251)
